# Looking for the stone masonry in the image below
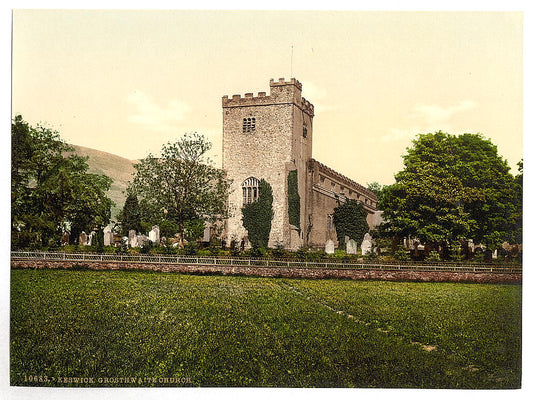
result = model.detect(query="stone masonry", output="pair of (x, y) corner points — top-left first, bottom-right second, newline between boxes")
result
(10, 259), (522, 284)
(222, 78), (378, 250)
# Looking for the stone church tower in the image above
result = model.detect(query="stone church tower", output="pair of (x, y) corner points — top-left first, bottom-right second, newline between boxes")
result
(222, 78), (379, 250)
(222, 78), (313, 249)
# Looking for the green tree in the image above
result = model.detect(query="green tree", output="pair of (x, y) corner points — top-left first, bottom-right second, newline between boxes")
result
(129, 133), (230, 241)
(118, 191), (143, 235)
(366, 182), (384, 203)
(511, 159), (523, 244)
(333, 199), (369, 249)
(380, 131), (521, 249)
(11, 115), (113, 247)
(241, 179), (274, 248)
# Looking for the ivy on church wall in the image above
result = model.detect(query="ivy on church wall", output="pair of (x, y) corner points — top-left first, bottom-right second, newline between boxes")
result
(287, 170), (301, 232)
(241, 179), (274, 248)
(333, 199), (369, 249)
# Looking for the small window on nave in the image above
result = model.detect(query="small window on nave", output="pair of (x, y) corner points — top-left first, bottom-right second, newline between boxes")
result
(242, 177), (260, 205)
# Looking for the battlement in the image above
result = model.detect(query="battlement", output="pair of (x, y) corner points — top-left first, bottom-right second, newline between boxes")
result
(222, 78), (314, 116)
(269, 77), (302, 90)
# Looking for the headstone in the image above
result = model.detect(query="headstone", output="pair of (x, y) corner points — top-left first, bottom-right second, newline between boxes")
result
(325, 239), (335, 254)
(137, 234), (149, 247)
(122, 236), (129, 246)
(61, 231), (70, 246)
(202, 226), (211, 242)
(103, 226), (113, 246)
(88, 231), (96, 246)
(128, 230), (136, 243)
(148, 225), (160, 244)
(346, 239), (357, 255)
(361, 238), (372, 255)
(79, 231), (88, 246)
(104, 232), (114, 246)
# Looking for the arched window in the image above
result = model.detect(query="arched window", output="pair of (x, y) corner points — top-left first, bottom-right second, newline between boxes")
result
(242, 177), (260, 204)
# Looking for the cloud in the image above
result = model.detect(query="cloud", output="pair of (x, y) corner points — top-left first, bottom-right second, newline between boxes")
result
(379, 100), (477, 143)
(126, 90), (191, 132)
(411, 100), (477, 125)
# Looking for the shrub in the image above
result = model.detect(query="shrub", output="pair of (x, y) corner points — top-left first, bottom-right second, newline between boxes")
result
(333, 200), (369, 250)
(426, 251), (441, 262)
(393, 249), (409, 261)
(241, 179), (274, 248)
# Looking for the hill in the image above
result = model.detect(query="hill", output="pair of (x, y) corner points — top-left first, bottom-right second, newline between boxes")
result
(69, 145), (136, 218)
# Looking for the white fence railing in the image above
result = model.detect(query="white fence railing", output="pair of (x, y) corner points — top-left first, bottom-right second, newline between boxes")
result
(10, 251), (522, 274)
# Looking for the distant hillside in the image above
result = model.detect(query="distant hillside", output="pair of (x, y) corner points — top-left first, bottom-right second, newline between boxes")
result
(69, 145), (136, 219)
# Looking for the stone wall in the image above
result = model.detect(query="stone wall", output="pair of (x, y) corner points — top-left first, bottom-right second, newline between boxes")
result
(11, 259), (522, 284)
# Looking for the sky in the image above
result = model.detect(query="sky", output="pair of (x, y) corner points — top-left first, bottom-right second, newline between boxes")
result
(11, 10), (523, 187)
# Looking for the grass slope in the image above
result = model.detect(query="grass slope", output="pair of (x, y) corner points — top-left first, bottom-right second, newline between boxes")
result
(10, 270), (521, 388)
(69, 145), (136, 218)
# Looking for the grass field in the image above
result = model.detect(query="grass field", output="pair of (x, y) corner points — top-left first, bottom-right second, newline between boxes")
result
(10, 269), (521, 388)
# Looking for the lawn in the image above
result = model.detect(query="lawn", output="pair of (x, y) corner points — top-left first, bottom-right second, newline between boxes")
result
(10, 269), (521, 388)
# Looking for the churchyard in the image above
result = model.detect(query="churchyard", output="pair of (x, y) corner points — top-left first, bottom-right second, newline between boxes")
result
(10, 268), (521, 388)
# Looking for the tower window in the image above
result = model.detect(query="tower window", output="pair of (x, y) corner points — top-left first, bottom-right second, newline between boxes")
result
(243, 117), (256, 133)
(242, 177), (260, 204)
(303, 122), (308, 138)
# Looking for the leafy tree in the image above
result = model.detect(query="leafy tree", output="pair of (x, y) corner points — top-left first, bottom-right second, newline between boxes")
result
(129, 133), (230, 242)
(241, 179), (274, 248)
(510, 159), (522, 244)
(118, 191), (143, 235)
(332, 199), (369, 249)
(366, 182), (384, 203)
(380, 131), (521, 249)
(11, 115), (113, 248)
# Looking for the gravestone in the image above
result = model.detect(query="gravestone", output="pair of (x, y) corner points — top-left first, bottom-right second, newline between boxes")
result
(202, 226), (211, 242)
(325, 239), (335, 254)
(61, 231), (70, 246)
(148, 225), (160, 244)
(361, 233), (372, 255)
(137, 234), (149, 247)
(88, 231), (96, 246)
(346, 239), (357, 255)
(103, 226), (113, 246)
(128, 230), (136, 244)
(79, 231), (88, 246)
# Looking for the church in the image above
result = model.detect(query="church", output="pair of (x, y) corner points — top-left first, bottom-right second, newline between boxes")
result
(222, 78), (380, 250)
